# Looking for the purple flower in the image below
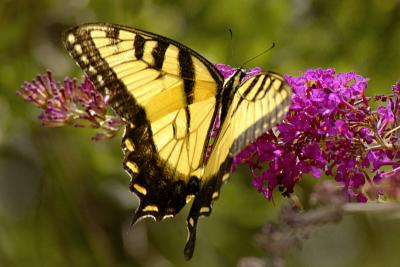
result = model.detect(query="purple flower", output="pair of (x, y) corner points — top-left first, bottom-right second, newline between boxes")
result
(392, 81), (400, 95)
(214, 64), (263, 81)
(378, 104), (394, 124)
(335, 120), (353, 138)
(367, 150), (392, 171)
(277, 123), (297, 142)
(214, 64), (236, 79)
(356, 193), (368, 203)
(19, 67), (400, 203)
(244, 67), (262, 81)
(230, 67), (400, 202)
(17, 71), (122, 140)
(310, 166), (322, 178)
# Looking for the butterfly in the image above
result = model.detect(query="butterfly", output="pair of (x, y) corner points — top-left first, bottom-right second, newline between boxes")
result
(62, 22), (291, 259)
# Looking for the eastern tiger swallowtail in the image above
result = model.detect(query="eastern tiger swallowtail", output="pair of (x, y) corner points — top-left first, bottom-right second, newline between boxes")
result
(62, 22), (291, 259)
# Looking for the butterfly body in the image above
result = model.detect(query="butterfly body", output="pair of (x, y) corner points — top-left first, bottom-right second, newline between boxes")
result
(63, 23), (291, 259)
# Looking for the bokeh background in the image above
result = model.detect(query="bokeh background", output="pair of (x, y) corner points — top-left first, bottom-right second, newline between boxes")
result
(1, 0), (400, 266)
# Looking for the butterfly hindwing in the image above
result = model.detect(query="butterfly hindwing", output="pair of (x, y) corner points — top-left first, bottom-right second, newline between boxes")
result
(208, 71), (291, 178)
(124, 98), (220, 222)
(184, 71), (291, 259)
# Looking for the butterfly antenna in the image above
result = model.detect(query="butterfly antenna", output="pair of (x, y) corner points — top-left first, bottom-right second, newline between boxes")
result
(241, 42), (276, 68)
(228, 28), (234, 64)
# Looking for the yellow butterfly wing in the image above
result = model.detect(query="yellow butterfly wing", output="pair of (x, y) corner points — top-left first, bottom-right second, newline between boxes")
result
(184, 71), (291, 258)
(63, 23), (223, 222)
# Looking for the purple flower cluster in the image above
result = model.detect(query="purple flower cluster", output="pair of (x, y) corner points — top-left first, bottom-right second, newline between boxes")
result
(18, 67), (400, 202)
(17, 71), (122, 140)
(217, 65), (400, 202)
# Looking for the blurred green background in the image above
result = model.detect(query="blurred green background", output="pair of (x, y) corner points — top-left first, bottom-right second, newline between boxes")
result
(1, 0), (400, 266)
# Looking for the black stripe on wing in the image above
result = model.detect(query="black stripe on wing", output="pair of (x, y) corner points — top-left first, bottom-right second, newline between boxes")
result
(134, 34), (145, 59)
(152, 40), (169, 70)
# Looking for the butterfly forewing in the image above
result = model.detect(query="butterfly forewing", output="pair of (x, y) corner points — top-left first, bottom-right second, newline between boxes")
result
(63, 23), (223, 122)
(63, 23), (223, 222)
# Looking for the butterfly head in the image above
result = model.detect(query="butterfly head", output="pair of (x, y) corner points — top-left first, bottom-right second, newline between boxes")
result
(223, 68), (246, 88)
